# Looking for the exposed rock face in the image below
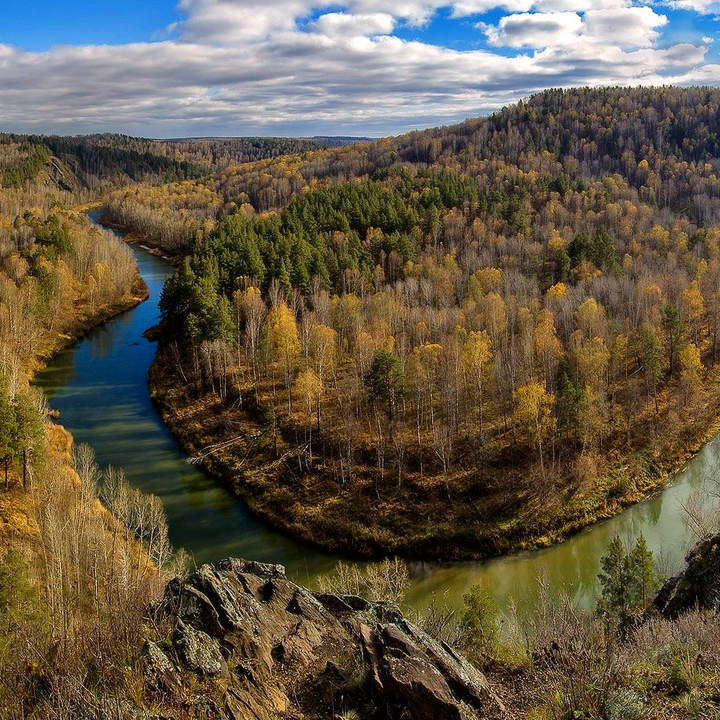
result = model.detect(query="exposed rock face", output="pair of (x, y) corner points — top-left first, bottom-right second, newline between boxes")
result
(654, 532), (720, 618)
(173, 620), (228, 677)
(142, 640), (182, 697)
(147, 558), (506, 719)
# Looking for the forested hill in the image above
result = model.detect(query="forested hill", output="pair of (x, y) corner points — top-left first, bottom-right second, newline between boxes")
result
(237, 85), (720, 222)
(0, 133), (334, 194)
(0, 134), (202, 192)
(128, 86), (720, 558)
(103, 86), (720, 244)
(391, 86), (720, 221)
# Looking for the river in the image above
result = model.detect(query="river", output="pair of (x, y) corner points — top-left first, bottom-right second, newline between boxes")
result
(33, 218), (720, 613)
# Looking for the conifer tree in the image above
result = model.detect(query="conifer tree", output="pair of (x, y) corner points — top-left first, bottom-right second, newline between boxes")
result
(598, 533), (658, 623)
(365, 349), (407, 421)
(12, 393), (44, 489)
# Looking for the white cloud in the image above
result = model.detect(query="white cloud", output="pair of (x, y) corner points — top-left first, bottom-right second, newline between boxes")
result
(483, 6), (667, 49)
(0, 0), (711, 137)
(348, 1), (440, 26)
(660, 0), (720, 13)
(312, 12), (395, 37)
(451, 0), (629, 15)
(484, 12), (583, 47)
(176, 0), (442, 37)
(664, 62), (720, 83)
(537, 0), (627, 8)
(451, 0), (534, 16)
(583, 7), (668, 47)
(175, 0), (315, 42)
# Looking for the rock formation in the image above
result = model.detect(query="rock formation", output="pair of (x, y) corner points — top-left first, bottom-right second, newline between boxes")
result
(143, 558), (506, 719)
(654, 532), (720, 618)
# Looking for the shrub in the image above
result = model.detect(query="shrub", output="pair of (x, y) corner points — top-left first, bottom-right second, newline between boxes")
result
(458, 583), (499, 667)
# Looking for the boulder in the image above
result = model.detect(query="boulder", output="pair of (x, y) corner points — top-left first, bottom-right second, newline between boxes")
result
(152, 557), (506, 720)
(142, 640), (182, 697)
(172, 620), (228, 677)
(357, 621), (505, 720)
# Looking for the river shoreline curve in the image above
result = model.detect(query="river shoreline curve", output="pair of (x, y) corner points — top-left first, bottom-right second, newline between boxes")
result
(147, 339), (720, 563)
(36, 215), (720, 611)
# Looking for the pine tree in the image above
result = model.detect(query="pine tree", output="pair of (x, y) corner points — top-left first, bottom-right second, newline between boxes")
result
(598, 535), (629, 618)
(12, 393), (44, 489)
(365, 349), (407, 421)
(627, 533), (658, 608)
(159, 259), (196, 326)
(0, 377), (17, 490)
(662, 303), (685, 377)
(598, 533), (658, 623)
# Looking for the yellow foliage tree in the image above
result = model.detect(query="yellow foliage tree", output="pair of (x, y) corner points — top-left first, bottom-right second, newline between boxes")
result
(265, 302), (300, 411)
(514, 381), (556, 477)
(309, 324), (337, 382)
(575, 335), (610, 392)
(680, 280), (706, 344)
(480, 292), (507, 346)
(461, 331), (493, 441)
(468, 268), (502, 300)
(575, 298), (606, 339)
(534, 309), (562, 386)
(679, 342), (703, 397)
(294, 367), (324, 435)
(546, 282), (567, 302)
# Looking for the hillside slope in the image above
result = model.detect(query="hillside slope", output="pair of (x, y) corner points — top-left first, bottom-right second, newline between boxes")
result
(108, 87), (720, 558)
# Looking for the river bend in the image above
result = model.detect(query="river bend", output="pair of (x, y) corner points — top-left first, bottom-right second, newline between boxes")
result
(34, 218), (720, 611)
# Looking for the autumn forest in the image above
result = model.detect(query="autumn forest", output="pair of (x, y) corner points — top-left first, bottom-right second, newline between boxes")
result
(1, 84), (720, 718)
(93, 86), (720, 557)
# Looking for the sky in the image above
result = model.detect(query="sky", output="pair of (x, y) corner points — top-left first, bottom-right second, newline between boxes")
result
(0, 0), (719, 138)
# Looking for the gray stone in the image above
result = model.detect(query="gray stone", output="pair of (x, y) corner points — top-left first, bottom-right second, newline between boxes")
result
(654, 532), (720, 617)
(177, 584), (225, 637)
(156, 558), (504, 720)
(192, 564), (246, 630)
(173, 620), (228, 677)
(142, 640), (182, 697)
(219, 557), (286, 579)
(380, 647), (462, 720)
(313, 593), (357, 614)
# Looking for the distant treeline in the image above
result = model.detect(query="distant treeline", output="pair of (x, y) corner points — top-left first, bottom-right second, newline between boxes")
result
(0, 132), (370, 193)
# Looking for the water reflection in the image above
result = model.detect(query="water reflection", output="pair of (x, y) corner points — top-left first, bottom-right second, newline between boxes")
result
(405, 434), (720, 611)
(33, 218), (720, 614)
(39, 351), (77, 402)
(34, 235), (345, 588)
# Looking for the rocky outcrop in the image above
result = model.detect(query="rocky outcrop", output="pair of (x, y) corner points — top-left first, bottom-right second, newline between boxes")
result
(146, 557), (506, 719)
(654, 532), (720, 618)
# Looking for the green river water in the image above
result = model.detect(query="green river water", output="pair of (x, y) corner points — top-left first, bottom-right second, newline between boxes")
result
(33, 218), (720, 613)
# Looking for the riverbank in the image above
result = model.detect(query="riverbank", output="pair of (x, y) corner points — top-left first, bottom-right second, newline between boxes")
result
(147, 341), (720, 561)
(0, 210), (179, 719)
(95, 213), (185, 264)
(5, 275), (147, 551)
(12, 236), (150, 551)
(34, 279), (148, 371)
(29, 210), (150, 374)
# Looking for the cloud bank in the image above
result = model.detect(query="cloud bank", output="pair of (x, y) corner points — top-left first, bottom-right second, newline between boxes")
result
(0, 0), (717, 136)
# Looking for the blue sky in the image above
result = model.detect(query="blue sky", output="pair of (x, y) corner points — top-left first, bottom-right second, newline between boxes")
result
(0, 2), (180, 50)
(0, 0), (719, 137)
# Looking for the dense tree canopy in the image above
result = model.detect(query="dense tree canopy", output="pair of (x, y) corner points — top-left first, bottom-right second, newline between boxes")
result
(138, 87), (720, 555)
